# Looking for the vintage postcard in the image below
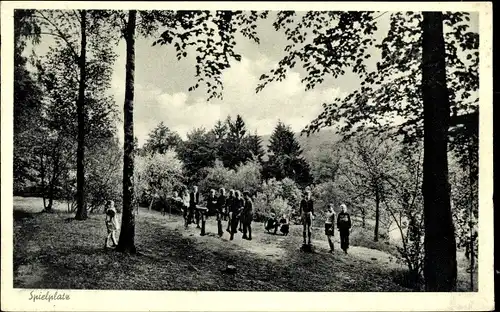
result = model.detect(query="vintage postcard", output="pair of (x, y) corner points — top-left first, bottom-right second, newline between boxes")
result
(1, 1), (494, 311)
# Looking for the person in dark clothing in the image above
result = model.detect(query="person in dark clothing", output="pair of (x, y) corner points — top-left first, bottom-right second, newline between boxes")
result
(200, 189), (217, 236)
(189, 185), (200, 228)
(230, 191), (244, 240)
(337, 203), (352, 254)
(265, 211), (279, 234)
(299, 190), (314, 245)
(206, 189), (218, 217)
(279, 215), (290, 236)
(226, 189), (235, 233)
(325, 204), (336, 253)
(216, 188), (226, 237)
(241, 191), (253, 240)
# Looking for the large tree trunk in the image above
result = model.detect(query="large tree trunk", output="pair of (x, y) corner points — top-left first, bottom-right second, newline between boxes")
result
(75, 10), (88, 221)
(422, 12), (457, 291)
(374, 185), (380, 242)
(117, 10), (137, 254)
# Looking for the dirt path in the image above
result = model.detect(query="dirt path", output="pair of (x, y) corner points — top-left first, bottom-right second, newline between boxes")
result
(146, 210), (402, 271)
(13, 198), (472, 291)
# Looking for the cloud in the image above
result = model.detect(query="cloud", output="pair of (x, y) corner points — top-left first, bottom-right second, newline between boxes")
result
(110, 52), (346, 145)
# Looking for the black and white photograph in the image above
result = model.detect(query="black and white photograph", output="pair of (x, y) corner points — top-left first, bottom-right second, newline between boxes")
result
(1, 1), (494, 311)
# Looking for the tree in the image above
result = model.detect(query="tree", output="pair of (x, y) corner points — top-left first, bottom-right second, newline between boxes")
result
(177, 128), (217, 184)
(342, 134), (398, 241)
(255, 11), (477, 291)
(382, 143), (425, 288)
(244, 131), (265, 163)
(142, 122), (182, 154)
(13, 10), (43, 195)
(118, 9), (138, 253)
(221, 115), (253, 168)
(265, 121), (312, 187)
(135, 150), (184, 211)
(421, 12), (457, 291)
(22, 10), (117, 212)
(33, 9), (119, 220)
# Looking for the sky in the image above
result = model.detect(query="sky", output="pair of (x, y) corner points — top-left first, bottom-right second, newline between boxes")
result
(29, 11), (478, 146)
(109, 11), (389, 145)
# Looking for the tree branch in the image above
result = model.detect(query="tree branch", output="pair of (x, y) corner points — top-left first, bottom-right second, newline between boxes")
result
(36, 11), (80, 62)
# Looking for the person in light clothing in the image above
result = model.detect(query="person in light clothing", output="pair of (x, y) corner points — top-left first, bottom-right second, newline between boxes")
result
(104, 200), (118, 249)
(324, 204), (336, 253)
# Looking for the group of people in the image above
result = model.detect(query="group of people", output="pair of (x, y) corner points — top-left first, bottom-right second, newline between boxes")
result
(172, 186), (255, 241)
(103, 186), (354, 254)
(298, 190), (352, 253)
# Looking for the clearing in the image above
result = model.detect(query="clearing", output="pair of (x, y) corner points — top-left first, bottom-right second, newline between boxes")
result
(13, 197), (475, 291)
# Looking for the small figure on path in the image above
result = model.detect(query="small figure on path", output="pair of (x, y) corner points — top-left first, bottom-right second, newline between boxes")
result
(181, 187), (190, 229)
(241, 191), (253, 240)
(226, 189), (235, 233)
(337, 204), (352, 254)
(299, 189), (315, 246)
(189, 185), (201, 228)
(265, 211), (279, 234)
(104, 200), (118, 249)
(279, 214), (290, 236)
(216, 188), (226, 237)
(230, 191), (244, 240)
(325, 203), (336, 253)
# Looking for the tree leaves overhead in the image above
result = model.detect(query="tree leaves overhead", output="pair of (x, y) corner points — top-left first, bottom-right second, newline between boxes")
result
(154, 10), (268, 101)
(295, 11), (478, 145)
(257, 11), (378, 93)
(33, 9), (118, 147)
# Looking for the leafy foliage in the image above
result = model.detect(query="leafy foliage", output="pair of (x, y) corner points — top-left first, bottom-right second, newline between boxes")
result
(135, 150), (185, 209)
(142, 122), (182, 155)
(154, 10), (269, 101)
(177, 128), (217, 184)
(285, 12), (480, 143)
(264, 122), (312, 187)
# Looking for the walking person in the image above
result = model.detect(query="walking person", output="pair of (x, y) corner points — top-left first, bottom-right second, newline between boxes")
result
(230, 191), (244, 240)
(189, 185), (200, 228)
(325, 204), (336, 253)
(226, 189), (235, 233)
(299, 189), (315, 246)
(337, 204), (352, 254)
(104, 200), (118, 249)
(216, 188), (226, 237)
(241, 191), (253, 240)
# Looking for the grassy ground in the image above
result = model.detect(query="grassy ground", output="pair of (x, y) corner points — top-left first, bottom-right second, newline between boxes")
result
(13, 197), (476, 291)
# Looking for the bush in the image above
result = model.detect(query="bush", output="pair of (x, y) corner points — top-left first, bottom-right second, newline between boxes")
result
(135, 150), (184, 210)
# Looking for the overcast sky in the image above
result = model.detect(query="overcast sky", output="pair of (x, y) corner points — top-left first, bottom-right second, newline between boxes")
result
(30, 11), (478, 145)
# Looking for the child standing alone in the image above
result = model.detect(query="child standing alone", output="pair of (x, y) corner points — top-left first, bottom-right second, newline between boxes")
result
(324, 204), (336, 253)
(104, 200), (118, 249)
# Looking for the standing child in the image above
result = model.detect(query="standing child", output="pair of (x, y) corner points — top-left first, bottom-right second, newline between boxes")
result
(325, 204), (336, 253)
(104, 200), (118, 249)
(337, 204), (352, 254)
